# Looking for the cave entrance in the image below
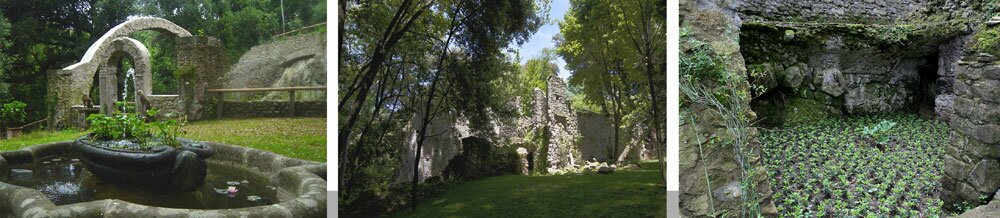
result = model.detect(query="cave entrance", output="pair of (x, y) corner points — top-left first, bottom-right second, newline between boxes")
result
(914, 53), (940, 118)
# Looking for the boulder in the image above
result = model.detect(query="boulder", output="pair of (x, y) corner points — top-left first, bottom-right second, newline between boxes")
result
(783, 64), (804, 87)
(820, 68), (845, 96)
(597, 165), (614, 174)
(516, 147), (529, 175)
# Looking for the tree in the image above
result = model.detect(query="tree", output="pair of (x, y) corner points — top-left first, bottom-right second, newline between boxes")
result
(557, 0), (665, 182)
(338, 0), (548, 214)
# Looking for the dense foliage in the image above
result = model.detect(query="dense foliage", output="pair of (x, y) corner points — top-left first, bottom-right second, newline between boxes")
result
(0, 0), (325, 118)
(339, 0), (550, 214)
(557, 0), (667, 178)
(0, 100), (26, 127)
(762, 114), (950, 217)
(86, 107), (185, 150)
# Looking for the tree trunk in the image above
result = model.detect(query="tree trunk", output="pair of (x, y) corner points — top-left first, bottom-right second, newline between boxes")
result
(339, 0), (429, 193)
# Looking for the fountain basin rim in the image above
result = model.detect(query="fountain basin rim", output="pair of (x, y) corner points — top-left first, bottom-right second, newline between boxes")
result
(0, 140), (327, 216)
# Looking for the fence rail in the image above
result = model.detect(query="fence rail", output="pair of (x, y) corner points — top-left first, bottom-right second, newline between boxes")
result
(208, 86), (327, 118)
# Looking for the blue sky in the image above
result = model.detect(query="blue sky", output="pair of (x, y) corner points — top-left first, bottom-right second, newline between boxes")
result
(516, 0), (571, 80)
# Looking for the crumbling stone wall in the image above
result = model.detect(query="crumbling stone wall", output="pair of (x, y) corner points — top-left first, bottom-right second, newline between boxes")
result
(734, 0), (926, 21)
(680, 0), (774, 215)
(176, 36), (228, 121)
(577, 112), (614, 162)
(680, 0), (998, 216)
(544, 75), (582, 173)
(48, 18), (192, 129)
(739, 18), (972, 128)
(941, 34), (1000, 208)
(394, 111), (461, 184)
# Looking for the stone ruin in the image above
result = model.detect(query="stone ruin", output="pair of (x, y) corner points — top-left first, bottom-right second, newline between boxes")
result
(47, 17), (228, 129)
(394, 74), (650, 184)
(542, 74), (582, 173)
(681, 0), (1000, 216)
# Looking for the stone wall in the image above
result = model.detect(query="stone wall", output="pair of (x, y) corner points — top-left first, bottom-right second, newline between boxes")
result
(224, 33), (326, 101)
(577, 112), (615, 162)
(394, 111), (461, 184)
(680, 0), (774, 216)
(544, 75), (582, 173)
(176, 36), (229, 121)
(941, 35), (1000, 208)
(219, 100), (326, 118)
(741, 21), (969, 127)
(734, 0), (926, 22)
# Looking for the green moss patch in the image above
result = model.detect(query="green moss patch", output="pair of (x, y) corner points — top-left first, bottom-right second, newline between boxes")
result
(783, 98), (830, 127)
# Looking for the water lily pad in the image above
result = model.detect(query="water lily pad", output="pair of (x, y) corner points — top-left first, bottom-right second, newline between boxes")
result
(247, 195), (261, 201)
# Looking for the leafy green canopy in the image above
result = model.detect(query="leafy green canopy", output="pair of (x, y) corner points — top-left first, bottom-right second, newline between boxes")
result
(339, 0), (550, 214)
(0, 0), (326, 119)
(556, 0), (665, 166)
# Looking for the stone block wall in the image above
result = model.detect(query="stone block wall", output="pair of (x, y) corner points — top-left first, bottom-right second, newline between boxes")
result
(577, 112), (615, 162)
(176, 36), (228, 121)
(544, 75), (582, 173)
(740, 22), (968, 127)
(941, 46), (1000, 208)
(394, 111), (461, 184)
(680, 0), (775, 216)
(219, 100), (326, 118)
(735, 0), (926, 21)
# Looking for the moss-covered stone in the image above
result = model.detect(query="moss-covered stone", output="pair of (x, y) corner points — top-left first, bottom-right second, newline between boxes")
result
(972, 25), (1000, 57)
(783, 98), (830, 127)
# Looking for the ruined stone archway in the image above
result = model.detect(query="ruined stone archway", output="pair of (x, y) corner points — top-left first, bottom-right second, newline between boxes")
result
(48, 17), (195, 128)
(95, 37), (153, 115)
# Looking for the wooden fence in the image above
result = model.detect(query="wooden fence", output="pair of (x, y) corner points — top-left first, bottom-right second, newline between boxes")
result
(206, 86), (327, 118)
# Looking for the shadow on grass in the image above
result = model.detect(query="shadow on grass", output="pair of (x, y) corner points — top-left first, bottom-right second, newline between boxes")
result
(393, 161), (665, 217)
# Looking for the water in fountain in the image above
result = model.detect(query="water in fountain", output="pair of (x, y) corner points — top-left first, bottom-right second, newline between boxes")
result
(4, 153), (277, 208)
(121, 68), (135, 140)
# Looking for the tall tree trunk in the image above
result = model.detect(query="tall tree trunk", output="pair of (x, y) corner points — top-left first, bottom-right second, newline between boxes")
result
(339, 0), (429, 192)
(410, 6), (461, 209)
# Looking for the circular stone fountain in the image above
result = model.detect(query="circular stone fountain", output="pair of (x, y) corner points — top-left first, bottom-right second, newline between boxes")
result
(0, 141), (326, 217)
(74, 137), (215, 192)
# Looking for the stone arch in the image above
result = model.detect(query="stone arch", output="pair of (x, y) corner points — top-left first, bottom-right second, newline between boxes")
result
(64, 17), (191, 74)
(95, 37), (153, 115)
(48, 17), (193, 128)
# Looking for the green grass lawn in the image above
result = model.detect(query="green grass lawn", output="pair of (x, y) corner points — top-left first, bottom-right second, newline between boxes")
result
(183, 117), (327, 162)
(392, 161), (666, 218)
(0, 117), (326, 162)
(0, 130), (88, 151)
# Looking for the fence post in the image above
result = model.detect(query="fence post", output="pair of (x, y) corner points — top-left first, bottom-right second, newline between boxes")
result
(216, 92), (224, 119)
(289, 90), (296, 116)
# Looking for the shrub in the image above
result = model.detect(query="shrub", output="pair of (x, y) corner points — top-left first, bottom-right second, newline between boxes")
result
(443, 137), (519, 180)
(862, 120), (897, 145)
(1, 100), (27, 126)
(86, 106), (186, 149)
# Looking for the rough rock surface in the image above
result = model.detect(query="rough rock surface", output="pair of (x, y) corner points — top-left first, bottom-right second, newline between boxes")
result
(544, 75), (582, 173)
(941, 37), (1000, 209)
(224, 33), (326, 100)
(680, 0), (774, 217)
(394, 110), (460, 184)
(577, 112), (615, 162)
